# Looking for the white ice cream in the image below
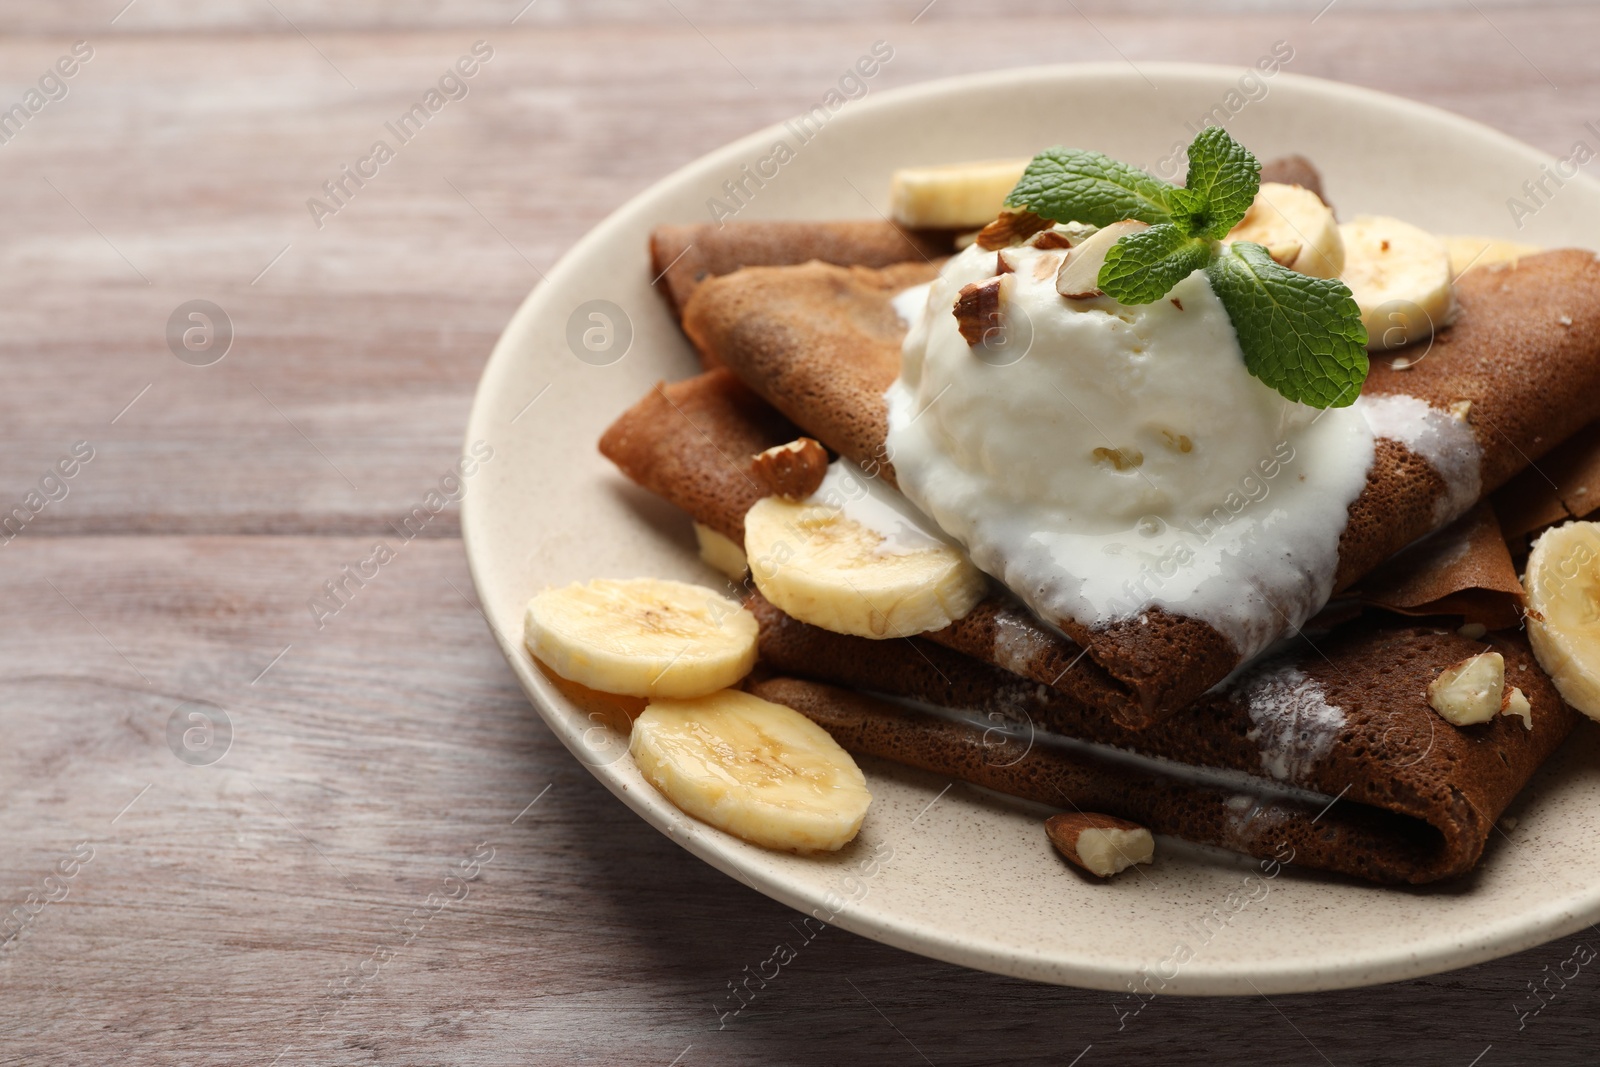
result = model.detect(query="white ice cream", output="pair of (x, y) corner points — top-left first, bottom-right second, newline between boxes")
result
(884, 238), (1378, 660)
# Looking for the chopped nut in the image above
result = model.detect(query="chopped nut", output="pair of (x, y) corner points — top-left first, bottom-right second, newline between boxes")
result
(1093, 446), (1144, 470)
(1427, 651), (1505, 726)
(750, 437), (828, 499)
(996, 250), (1017, 275)
(1265, 242), (1303, 268)
(1029, 229), (1075, 250)
(953, 275), (1008, 346)
(1449, 400), (1472, 422)
(1056, 220), (1149, 298)
(694, 522), (748, 580)
(1046, 812), (1154, 877)
(976, 210), (1050, 250)
(1501, 685), (1533, 730)
(1032, 252), (1064, 282)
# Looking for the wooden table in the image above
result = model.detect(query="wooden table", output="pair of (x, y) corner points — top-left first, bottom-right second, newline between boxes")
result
(3, 3), (1597, 1063)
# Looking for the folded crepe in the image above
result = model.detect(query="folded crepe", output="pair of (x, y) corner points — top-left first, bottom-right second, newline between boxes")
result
(679, 248), (1600, 726)
(747, 594), (1577, 884)
(651, 220), (954, 324)
(1493, 419), (1600, 544)
(600, 368), (1140, 721)
(1356, 501), (1525, 629)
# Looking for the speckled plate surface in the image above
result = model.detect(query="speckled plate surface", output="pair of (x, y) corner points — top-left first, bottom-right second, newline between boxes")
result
(463, 63), (1600, 994)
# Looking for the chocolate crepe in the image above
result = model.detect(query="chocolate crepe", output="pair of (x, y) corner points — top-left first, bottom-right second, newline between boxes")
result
(1493, 420), (1600, 543)
(679, 249), (1600, 726)
(650, 220), (954, 324)
(599, 368), (1140, 721)
(747, 595), (1577, 884)
(1357, 501), (1525, 629)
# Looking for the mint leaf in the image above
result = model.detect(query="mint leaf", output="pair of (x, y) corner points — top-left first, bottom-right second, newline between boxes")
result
(1005, 148), (1175, 228)
(1205, 242), (1369, 408)
(1173, 127), (1260, 239)
(1097, 224), (1213, 305)
(1178, 129), (1261, 239)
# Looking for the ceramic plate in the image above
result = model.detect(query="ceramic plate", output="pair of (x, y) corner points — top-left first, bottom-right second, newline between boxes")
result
(462, 63), (1600, 994)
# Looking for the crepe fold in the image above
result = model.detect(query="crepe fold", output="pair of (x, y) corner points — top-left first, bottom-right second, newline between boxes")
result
(678, 248), (1600, 725)
(598, 368), (1146, 722)
(746, 593), (1577, 884)
(650, 221), (954, 323)
(1357, 502), (1525, 629)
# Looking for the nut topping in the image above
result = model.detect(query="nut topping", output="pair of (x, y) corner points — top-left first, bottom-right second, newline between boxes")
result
(953, 275), (1008, 347)
(1046, 812), (1155, 877)
(751, 438), (828, 499)
(976, 210), (1050, 251)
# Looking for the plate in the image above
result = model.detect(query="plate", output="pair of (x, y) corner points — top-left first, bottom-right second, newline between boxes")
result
(462, 62), (1600, 994)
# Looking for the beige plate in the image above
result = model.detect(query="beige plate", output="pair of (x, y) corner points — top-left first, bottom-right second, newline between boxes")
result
(463, 63), (1600, 994)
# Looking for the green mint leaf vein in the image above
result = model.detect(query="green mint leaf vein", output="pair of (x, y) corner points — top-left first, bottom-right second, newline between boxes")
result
(1097, 224), (1213, 305)
(1004, 147), (1175, 228)
(1175, 127), (1261, 239)
(1204, 242), (1369, 409)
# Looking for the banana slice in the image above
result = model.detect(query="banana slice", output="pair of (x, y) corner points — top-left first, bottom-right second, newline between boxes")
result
(1226, 182), (1345, 279)
(744, 480), (987, 639)
(524, 577), (757, 699)
(631, 689), (871, 852)
(694, 522), (748, 581)
(1339, 215), (1455, 351)
(1444, 234), (1542, 278)
(890, 158), (1030, 230)
(1523, 521), (1600, 721)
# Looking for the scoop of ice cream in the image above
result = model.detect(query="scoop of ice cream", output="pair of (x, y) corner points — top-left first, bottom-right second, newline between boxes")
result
(896, 240), (1312, 532)
(886, 233), (1375, 658)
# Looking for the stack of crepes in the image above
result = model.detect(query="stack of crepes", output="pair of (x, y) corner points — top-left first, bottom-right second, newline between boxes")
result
(601, 162), (1600, 884)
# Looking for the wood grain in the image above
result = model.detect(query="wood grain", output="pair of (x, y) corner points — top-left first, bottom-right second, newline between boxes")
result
(3, 6), (1599, 1065)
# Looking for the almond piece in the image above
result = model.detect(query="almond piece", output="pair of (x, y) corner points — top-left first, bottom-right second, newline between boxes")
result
(1427, 651), (1505, 726)
(1046, 812), (1154, 877)
(1029, 229), (1075, 250)
(1265, 241), (1303, 268)
(976, 210), (1050, 251)
(1501, 685), (1533, 731)
(1055, 220), (1149, 298)
(750, 438), (828, 499)
(953, 275), (1008, 347)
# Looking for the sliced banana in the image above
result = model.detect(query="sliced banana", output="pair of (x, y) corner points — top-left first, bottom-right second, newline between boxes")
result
(889, 158), (1030, 230)
(524, 577), (757, 699)
(694, 522), (748, 581)
(1226, 182), (1345, 279)
(1339, 215), (1455, 351)
(1444, 234), (1542, 278)
(631, 689), (872, 852)
(744, 489), (987, 639)
(1523, 521), (1600, 721)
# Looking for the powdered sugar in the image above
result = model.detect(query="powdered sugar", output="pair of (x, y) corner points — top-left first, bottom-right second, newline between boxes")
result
(1234, 664), (1345, 782)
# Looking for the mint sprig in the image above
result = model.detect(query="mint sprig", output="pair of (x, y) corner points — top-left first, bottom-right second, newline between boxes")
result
(1003, 128), (1369, 409)
(1174, 126), (1261, 239)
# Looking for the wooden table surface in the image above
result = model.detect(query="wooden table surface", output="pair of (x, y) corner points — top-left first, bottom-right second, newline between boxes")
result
(4, 3), (1599, 1064)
